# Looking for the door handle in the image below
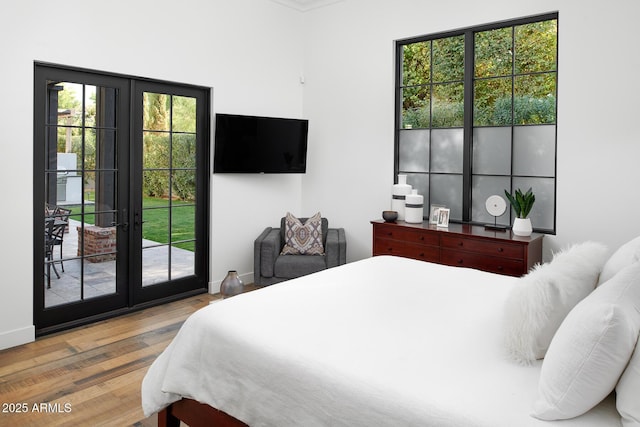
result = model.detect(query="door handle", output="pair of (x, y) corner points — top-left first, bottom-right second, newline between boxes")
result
(134, 211), (147, 228)
(111, 221), (129, 232)
(111, 209), (129, 231)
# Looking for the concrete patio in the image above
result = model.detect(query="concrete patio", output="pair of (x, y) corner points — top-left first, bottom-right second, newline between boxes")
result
(45, 219), (195, 308)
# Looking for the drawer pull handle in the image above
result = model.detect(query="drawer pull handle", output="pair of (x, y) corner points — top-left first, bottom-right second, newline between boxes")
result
(497, 266), (504, 270)
(458, 242), (463, 247)
(457, 259), (463, 264)
(498, 247), (504, 253)
(387, 232), (393, 236)
(419, 236), (424, 241)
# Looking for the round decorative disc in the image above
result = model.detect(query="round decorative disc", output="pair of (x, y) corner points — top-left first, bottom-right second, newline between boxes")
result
(485, 195), (507, 217)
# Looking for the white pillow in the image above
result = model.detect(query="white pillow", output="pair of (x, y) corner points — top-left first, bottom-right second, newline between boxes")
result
(503, 241), (608, 364)
(532, 261), (640, 420)
(617, 336), (640, 427)
(598, 235), (640, 286)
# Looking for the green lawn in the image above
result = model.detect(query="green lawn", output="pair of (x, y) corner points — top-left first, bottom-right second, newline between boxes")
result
(65, 197), (195, 251)
(142, 197), (195, 251)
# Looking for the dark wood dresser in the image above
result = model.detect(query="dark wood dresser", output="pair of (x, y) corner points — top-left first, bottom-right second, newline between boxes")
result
(371, 220), (543, 277)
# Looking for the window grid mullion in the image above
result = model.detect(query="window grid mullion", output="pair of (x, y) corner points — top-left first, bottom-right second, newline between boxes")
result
(462, 30), (474, 223)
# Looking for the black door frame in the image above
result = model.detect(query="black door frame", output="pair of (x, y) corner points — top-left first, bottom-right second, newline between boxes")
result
(33, 63), (210, 335)
(130, 80), (211, 306)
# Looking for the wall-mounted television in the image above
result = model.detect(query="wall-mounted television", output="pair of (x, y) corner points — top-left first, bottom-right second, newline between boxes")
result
(213, 113), (309, 173)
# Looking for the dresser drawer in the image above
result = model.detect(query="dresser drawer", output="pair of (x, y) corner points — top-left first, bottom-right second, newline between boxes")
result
(440, 235), (523, 260)
(371, 220), (542, 277)
(374, 224), (439, 246)
(373, 237), (439, 262)
(440, 249), (525, 276)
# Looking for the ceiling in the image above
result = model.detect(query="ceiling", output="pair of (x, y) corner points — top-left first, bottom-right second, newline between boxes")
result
(268, 0), (344, 12)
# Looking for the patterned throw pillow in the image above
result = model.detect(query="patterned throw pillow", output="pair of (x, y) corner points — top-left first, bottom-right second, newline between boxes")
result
(280, 212), (324, 255)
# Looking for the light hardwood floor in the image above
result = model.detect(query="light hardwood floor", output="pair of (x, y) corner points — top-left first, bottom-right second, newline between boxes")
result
(0, 292), (226, 427)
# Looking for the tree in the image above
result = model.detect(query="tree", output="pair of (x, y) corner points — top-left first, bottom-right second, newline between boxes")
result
(142, 93), (196, 201)
(401, 18), (557, 128)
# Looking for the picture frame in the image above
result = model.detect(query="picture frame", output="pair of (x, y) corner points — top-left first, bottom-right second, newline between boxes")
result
(436, 208), (450, 228)
(429, 204), (445, 225)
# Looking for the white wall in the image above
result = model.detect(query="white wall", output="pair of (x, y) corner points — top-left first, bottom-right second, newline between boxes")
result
(301, 0), (640, 262)
(3, 0), (640, 350)
(0, 0), (306, 350)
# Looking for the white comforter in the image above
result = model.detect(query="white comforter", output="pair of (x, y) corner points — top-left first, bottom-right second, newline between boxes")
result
(142, 255), (620, 426)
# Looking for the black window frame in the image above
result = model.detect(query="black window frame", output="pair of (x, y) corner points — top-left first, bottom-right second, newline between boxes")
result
(394, 12), (558, 234)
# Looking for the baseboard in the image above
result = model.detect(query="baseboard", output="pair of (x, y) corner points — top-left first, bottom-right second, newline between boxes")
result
(0, 325), (35, 351)
(209, 271), (254, 294)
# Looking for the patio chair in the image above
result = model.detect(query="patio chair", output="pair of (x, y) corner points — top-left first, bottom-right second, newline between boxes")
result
(53, 206), (72, 233)
(49, 206), (72, 270)
(45, 219), (66, 288)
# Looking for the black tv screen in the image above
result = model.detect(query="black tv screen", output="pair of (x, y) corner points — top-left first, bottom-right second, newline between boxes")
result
(213, 113), (309, 173)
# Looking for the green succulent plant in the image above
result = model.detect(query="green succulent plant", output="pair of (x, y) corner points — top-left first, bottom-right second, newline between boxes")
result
(504, 187), (535, 219)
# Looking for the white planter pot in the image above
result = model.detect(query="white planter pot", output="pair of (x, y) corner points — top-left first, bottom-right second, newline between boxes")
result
(512, 217), (532, 237)
(405, 189), (424, 223)
(391, 174), (412, 220)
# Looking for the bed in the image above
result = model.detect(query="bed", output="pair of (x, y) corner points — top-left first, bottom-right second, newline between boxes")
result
(142, 253), (639, 426)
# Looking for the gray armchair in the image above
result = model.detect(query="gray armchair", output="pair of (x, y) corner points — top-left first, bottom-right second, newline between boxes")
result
(254, 216), (346, 286)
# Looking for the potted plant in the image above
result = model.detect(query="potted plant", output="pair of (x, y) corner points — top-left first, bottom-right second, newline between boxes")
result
(504, 187), (535, 236)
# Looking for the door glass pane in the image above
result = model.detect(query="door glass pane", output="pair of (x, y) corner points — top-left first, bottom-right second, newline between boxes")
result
(143, 171), (170, 208)
(171, 204), (195, 280)
(173, 134), (196, 169)
(51, 82), (83, 127)
(172, 244), (195, 279)
(172, 170), (196, 201)
(143, 93), (170, 131)
(142, 93), (197, 287)
(173, 96), (197, 133)
(84, 85), (98, 128)
(91, 129), (118, 169)
(143, 207), (169, 247)
(143, 246), (169, 287)
(171, 205), (195, 242)
(143, 131), (170, 169)
(44, 82), (119, 308)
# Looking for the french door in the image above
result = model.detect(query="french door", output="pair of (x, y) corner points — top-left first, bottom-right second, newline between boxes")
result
(34, 64), (210, 334)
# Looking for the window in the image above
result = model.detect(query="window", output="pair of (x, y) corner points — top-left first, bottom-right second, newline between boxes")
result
(395, 13), (558, 233)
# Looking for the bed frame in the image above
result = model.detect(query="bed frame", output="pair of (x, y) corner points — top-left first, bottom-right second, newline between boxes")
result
(158, 398), (248, 427)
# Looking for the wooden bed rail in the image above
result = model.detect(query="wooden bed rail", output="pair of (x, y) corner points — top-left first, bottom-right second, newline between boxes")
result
(158, 398), (249, 427)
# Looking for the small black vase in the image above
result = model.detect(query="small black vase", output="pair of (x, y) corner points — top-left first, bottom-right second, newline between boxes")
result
(220, 270), (244, 298)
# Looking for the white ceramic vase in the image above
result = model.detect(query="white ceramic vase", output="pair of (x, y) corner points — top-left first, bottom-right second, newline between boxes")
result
(391, 174), (412, 220)
(405, 189), (424, 223)
(512, 218), (532, 237)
